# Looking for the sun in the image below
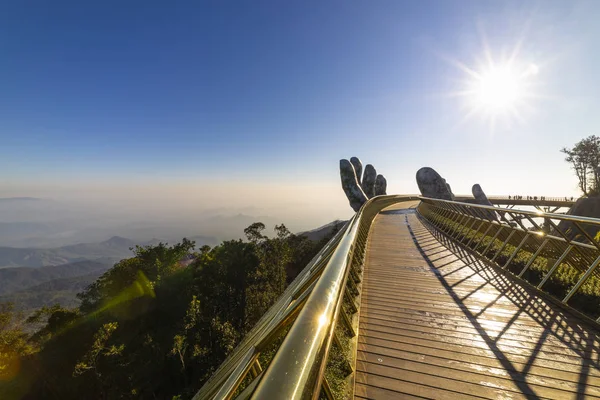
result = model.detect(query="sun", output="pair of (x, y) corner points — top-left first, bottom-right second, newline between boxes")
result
(475, 66), (521, 111)
(446, 44), (542, 132)
(467, 62), (539, 114)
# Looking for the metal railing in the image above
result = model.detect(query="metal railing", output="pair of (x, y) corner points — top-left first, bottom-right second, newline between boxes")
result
(488, 196), (576, 203)
(417, 197), (600, 320)
(194, 195), (419, 400)
(454, 196), (577, 207)
(196, 194), (600, 400)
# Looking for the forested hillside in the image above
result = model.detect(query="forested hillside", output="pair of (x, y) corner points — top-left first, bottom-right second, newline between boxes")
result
(0, 237), (139, 269)
(0, 261), (110, 296)
(0, 222), (339, 399)
(0, 271), (106, 316)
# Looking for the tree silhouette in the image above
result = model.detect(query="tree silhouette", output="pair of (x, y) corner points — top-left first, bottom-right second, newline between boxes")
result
(562, 135), (600, 195)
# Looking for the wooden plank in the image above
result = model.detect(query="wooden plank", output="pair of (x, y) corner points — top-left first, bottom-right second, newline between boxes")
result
(357, 339), (600, 385)
(357, 348), (600, 397)
(354, 208), (600, 399)
(359, 311), (600, 352)
(358, 328), (600, 378)
(358, 314), (596, 357)
(355, 382), (428, 400)
(355, 373), (485, 400)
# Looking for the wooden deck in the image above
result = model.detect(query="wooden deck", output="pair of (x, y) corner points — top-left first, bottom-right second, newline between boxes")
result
(355, 202), (600, 399)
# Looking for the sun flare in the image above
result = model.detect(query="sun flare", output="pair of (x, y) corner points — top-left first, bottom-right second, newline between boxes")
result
(463, 60), (539, 120)
(446, 42), (543, 133)
(475, 66), (521, 111)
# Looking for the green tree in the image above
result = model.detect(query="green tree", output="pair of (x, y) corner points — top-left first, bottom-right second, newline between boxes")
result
(244, 222), (266, 243)
(0, 303), (35, 381)
(73, 322), (124, 387)
(78, 239), (195, 312)
(1, 223), (339, 399)
(27, 304), (79, 344)
(562, 135), (600, 195)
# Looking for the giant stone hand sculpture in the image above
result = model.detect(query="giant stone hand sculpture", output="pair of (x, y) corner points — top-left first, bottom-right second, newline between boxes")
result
(416, 167), (455, 200)
(341, 162), (497, 220)
(374, 175), (387, 198)
(472, 184), (492, 206)
(472, 184), (498, 221)
(340, 157), (387, 212)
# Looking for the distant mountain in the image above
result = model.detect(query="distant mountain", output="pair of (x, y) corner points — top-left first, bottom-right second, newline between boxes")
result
(0, 260), (110, 296)
(0, 197), (43, 203)
(57, 236), (137, 258)
(188, 235), (220, 246)
(0, 271), (105, 314)
(0, 237), (136, 269)
(0, 222), (55, 238)
(298, 220), (347, 242)
(187, 214), (279, 240)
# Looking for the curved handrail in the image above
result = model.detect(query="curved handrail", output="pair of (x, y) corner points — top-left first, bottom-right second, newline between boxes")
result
(488, 195), (575, 202)
(194, 195), (419, 400)
(422, 197), (600, 226)
(197, 194), (600, 399)
(417, 196), (600, 315)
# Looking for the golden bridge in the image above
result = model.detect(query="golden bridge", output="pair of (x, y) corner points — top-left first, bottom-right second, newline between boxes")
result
(195, 195), (600, 399)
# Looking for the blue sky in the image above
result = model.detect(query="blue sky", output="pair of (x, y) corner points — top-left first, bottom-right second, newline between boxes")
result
(2, 0), (600, 219)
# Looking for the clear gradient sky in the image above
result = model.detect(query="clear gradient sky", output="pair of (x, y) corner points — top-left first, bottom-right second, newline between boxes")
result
(2, 1), (600, 223)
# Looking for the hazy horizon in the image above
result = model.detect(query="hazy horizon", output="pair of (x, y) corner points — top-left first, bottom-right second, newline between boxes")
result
(2, 0), (597, 247)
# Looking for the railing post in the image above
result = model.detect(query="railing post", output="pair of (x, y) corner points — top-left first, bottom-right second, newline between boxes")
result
(563, 255), (600, 303)
(455, 213), (479, 242)
(573, 221), (600, 251)
(445, 208), (464, 235)
(473, 222), (495, 251)
(490, 230), (516, 263)
(518, 239), (549, 277)
(502, 233), (531, 269)
(465, 219), (487, 248)
(538, 245), (574, 289)
(450, 213), (470, 240)
(482, 226), (505, 257)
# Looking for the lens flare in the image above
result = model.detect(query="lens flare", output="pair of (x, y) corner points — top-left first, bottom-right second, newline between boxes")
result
(475, 66), (521, 111)
(442, 33), (544, 134)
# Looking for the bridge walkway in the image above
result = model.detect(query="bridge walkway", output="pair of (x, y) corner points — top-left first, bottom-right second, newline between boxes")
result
(355, 202), (600, 399)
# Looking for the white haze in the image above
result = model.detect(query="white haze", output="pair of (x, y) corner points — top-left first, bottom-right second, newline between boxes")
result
(0, 179), (354, 248)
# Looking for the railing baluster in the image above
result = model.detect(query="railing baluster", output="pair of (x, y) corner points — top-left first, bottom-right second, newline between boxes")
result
(321, 378), (335, 400)
(482, 226), (505, 257)
(519, 239), (549, 277)
(490, 230), (516, 263)
(199, 195), (600, 400)
(465, 219), (486, 248)
(473, 222), (495, 251)
(563, 255), (600, 303)
(450, 214), (470, 240)
(503, 233), (531, 269)
(456, 214), (479, 242)
(538, 245), (574, 290)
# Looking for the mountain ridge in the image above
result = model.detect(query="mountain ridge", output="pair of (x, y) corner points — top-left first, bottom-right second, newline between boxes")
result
(0, 260), (111, 296)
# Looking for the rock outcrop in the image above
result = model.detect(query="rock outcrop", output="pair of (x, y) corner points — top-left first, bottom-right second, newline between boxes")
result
(556, 196), (600, 241)
(416, 167), (455, 200)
